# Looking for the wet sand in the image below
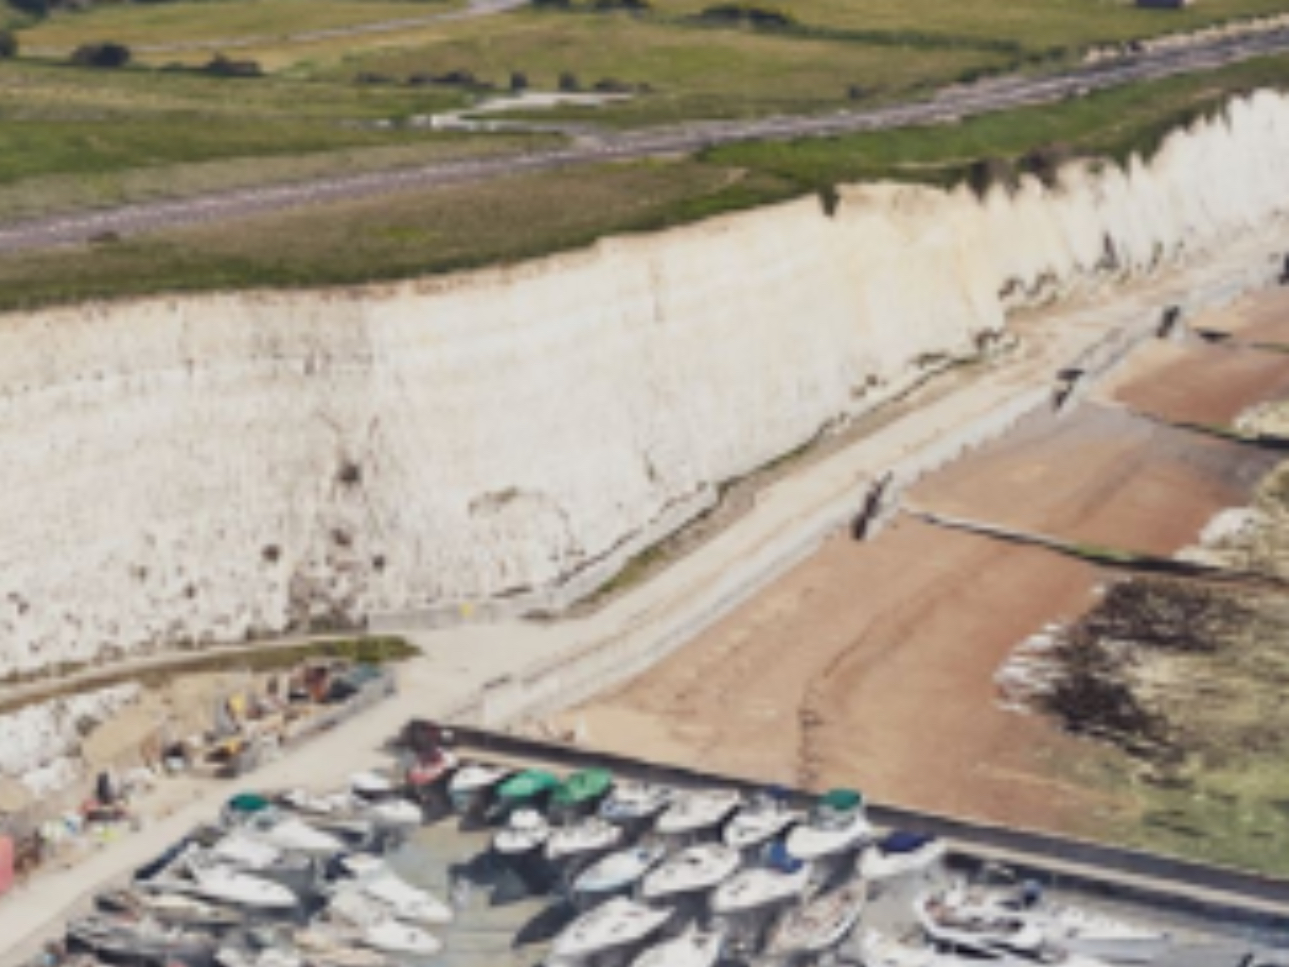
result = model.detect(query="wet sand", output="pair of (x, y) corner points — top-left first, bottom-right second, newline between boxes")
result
(1095, 340), (1289, 427)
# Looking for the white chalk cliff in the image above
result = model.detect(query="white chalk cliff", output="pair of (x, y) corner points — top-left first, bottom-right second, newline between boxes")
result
(3, 91), (1289, 676)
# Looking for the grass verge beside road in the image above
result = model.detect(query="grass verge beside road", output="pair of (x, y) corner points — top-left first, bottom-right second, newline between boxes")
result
(4, 52), (1289, 310)
(704, 51), (1289, 191)
(0, 160), (795, 310)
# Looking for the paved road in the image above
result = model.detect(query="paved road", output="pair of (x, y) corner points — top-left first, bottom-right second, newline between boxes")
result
(4, 27), (1289, 253)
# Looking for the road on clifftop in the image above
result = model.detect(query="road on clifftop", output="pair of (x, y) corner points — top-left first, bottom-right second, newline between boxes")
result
(3, 27), (1289, 253)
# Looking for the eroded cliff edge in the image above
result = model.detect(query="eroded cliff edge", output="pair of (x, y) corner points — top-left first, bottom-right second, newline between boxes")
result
(4, 91), (1289, 677)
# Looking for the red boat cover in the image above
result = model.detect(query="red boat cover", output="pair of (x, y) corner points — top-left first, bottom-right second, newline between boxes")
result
(0, 835), (14, 896)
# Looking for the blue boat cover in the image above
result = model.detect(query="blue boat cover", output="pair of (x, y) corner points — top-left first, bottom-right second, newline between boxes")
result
(765, 840), (804, 873)
(879, 830), (936, 854)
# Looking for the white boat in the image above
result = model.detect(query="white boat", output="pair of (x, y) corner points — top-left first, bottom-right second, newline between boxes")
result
(350, 771), (395, 798)
(448, 762), (512, 813)
(640, 843), (741, 900)
(546, 816), (623, 863)
(915, 888), (1046, 957)
(573, 841), (668, 899)
(551, 897), (672, 961)
(600, 781), (674, 823)
(325, 887), (442, 955)
(175, 851), (298, 910)
(211, 834), (284, 870)
(99, 886), (244, 928)
(963, 876), (1168, 964)
(859, 831), (946, 881)
(339, 854), (454, 925)
(785, 791), (873, 862)
(710, 860), (811, 915)
(281, 789), (421, 830)
(765, 881), (867, 958)
(854, 930), (953, 967)
(217, 946), (305, 967)
(357, 920), (442, 957)
(723, 793), (801, 851)
(629, 929), (724, 967)
(232, 808), (346, 856)
(494, 808), (551, 856)
(68, 914), (217, 965)
(1010, 903), (1169, 964)
(656, 789), (741, 836)
(295, 927), (391, 967)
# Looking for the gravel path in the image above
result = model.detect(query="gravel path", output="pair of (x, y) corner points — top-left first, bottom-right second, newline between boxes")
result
(3, 27), (1289, 253)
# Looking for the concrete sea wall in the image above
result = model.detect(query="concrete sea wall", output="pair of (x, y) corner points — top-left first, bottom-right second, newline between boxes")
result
(4, 91), (1289, 676)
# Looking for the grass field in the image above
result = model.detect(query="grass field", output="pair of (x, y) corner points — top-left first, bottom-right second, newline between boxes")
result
(704, 51), (1289, 190)
(2, 49), (1289, 310)
(649, 0), (1289, 53)
(322, 11), (1007, 125)
(0, 58), (554, 217)
(19, 0), (464, 53)
(0, 159), (795, 310)
(1065, 577), (1289, 877)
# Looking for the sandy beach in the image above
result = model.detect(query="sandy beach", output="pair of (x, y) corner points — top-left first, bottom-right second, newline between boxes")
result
(567, 286), (1289, 841)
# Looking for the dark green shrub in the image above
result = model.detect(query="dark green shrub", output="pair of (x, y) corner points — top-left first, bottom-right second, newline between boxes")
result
(72, 42), (131, 68)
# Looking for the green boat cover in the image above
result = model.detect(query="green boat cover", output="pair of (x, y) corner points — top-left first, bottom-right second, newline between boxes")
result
(552, 768), (613, 806)
(821, 788), (863, 812)
(498, 769), (561, 802)
(226, 792), (270, 813)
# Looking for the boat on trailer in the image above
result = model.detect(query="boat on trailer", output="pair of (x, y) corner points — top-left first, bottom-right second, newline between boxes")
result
(550, 897), (672, 962)
(723, 792), (801, 852)
(97, 886), (244, 929)
(710, 849), (811, 916)
(764, 880), (867, 961)
(640, 843), (741, 900)
(572, 841), (669, 904)
(67, 913), (218, 967)
(656, 788), (741, 838)
(859, 830), (946, 881)
(600, 781), (674, 824)
(546, 815), (623, 865)
(785, 788), (872, 862)
(448, 762), (513, 816)
(493, 808), (552, 859)
(629, 929), (725, 967)
(335, 853), (454, 925)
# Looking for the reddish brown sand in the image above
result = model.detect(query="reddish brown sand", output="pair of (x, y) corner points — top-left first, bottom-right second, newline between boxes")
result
(909, 404), (1278, 555)
(1096, 340), (1289, 427)
(572, 520), (1111, 833)
(1189, 285), (1289, 344)
(570, 305), (1289, 840)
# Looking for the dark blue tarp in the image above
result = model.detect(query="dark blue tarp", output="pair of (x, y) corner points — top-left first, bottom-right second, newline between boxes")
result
(765, 840), (804, 873)
(879, 830), (936, 855)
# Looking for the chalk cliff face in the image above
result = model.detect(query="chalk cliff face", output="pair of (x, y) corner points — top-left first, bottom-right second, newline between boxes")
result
(3, 92), (1289, 676)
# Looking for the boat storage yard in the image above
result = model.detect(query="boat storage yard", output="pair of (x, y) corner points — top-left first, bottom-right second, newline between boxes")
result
(20, 722), (1288, 967)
